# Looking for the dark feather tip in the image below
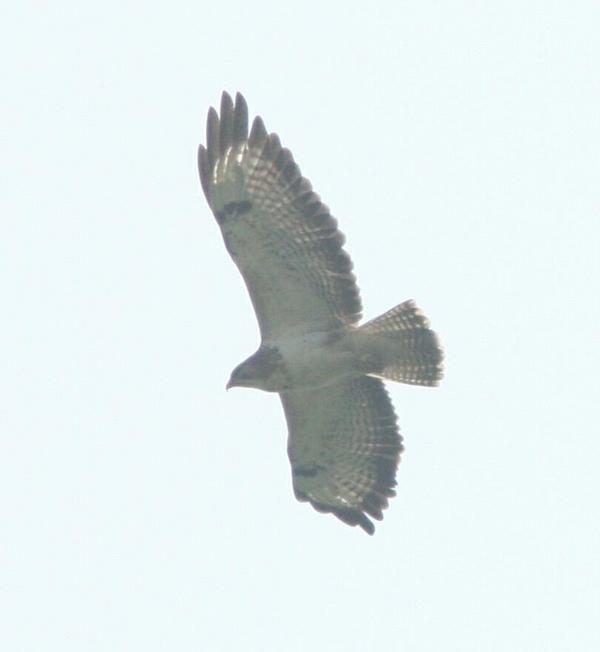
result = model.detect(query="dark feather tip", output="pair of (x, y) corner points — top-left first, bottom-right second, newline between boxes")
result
(206, 106), (220, 167)
(219, 92), (234, 155)
(233, 92), (249, 144)
(197, 144), (210, 198)
(249, 115), (268, 146)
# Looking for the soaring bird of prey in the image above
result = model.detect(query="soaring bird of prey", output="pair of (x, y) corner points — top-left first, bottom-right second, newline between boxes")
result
(198, 92), (443, 534)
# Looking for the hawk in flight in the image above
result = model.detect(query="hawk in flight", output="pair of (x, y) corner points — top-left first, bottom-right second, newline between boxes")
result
(198, 92), (443, 534)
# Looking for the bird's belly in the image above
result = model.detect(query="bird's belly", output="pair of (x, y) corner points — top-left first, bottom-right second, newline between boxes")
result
(275, 332), (357, 389)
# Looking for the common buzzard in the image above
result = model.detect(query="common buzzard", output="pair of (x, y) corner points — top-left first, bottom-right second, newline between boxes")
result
(198, 92), (443, 534)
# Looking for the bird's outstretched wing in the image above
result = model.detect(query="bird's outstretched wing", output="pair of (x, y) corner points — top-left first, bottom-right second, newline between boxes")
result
(281, 376), (402, 535)
(198, 92), (362, 340)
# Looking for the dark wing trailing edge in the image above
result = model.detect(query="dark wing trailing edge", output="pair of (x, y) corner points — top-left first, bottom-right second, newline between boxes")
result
(198, 92), (362, 340)
(281, 376), (402, 535)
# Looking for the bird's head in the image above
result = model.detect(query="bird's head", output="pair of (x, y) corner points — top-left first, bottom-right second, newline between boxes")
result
(226, 346), (285, 392)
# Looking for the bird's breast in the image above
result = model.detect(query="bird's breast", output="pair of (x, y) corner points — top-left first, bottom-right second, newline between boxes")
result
(273, 331), (357, 389)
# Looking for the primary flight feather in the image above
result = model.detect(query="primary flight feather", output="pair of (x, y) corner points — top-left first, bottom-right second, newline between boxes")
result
(198, 92), (443, 534)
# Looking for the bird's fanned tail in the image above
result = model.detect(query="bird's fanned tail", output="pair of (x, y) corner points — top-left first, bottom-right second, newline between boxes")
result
(359, 300), (444, 386)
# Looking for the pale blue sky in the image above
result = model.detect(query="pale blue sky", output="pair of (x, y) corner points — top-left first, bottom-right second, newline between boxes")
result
(1, 2), (599, 650)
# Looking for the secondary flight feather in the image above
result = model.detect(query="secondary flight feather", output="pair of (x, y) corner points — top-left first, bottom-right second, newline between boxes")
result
(198, 92), (443, 534)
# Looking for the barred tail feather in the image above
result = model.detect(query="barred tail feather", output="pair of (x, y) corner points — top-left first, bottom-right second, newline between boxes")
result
(359, 300), (444, 386)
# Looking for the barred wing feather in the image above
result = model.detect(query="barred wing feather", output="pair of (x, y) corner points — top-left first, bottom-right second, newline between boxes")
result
(281, 376), (402, 535)
(198, 92), (362, 340)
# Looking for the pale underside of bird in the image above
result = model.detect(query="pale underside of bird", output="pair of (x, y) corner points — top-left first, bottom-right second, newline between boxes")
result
(198, 92), (443, 534)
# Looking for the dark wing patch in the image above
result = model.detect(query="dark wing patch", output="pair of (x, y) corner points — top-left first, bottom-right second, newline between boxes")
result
(281, 376), (402, 535)
(198, 92), (362, 339)
(214, 200), (252, 225)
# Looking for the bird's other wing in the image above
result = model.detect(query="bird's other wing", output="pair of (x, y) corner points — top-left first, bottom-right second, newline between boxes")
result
(198, 92), (362, 340)
(281, 376), (402, 535)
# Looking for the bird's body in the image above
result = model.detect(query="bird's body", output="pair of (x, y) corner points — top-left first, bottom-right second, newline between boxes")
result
(198, 92), (443, 534)
(269, 330), (355, 390)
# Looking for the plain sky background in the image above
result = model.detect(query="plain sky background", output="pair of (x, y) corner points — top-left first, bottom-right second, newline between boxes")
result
(1, 1), (599, 650)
